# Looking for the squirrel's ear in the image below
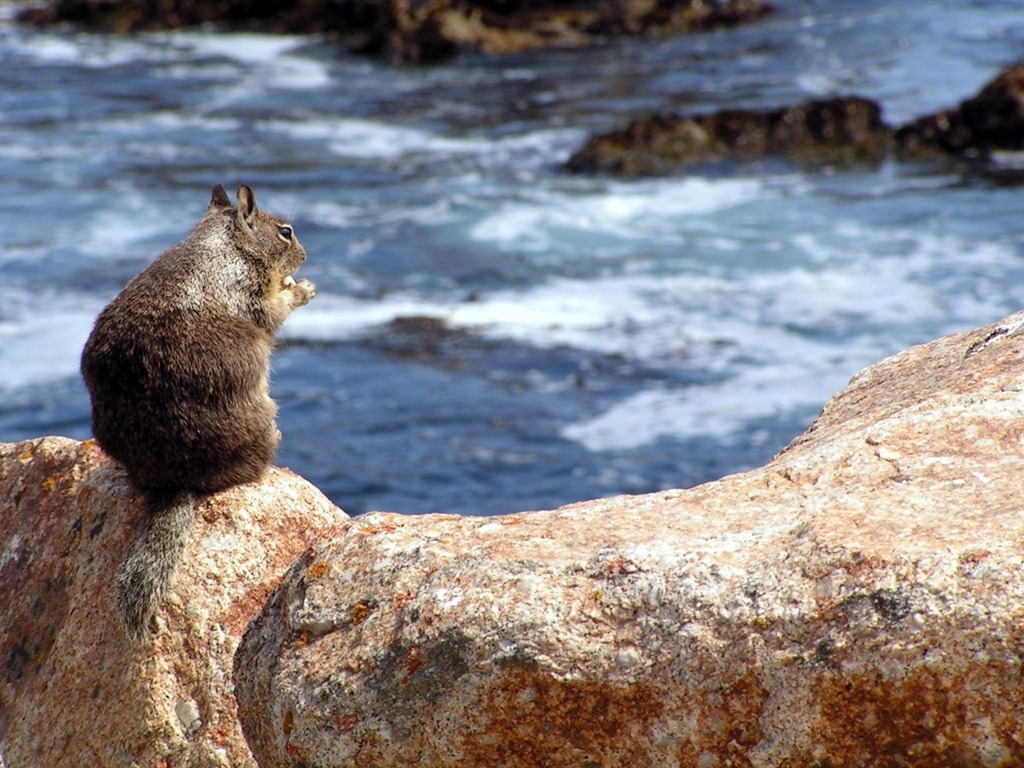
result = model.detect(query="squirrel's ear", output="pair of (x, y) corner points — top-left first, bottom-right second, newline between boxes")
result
(236, 185), (257, 229)
(208, 184), (232, 213)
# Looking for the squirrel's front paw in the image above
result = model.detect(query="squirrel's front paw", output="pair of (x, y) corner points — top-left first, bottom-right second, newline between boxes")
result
(294, 278), (316, 306)
(282, 275), (316, 307)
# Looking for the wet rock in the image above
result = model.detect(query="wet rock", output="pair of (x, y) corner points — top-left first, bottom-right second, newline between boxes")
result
(18, 0), (329, 35)
(18, 0), (774, 63)
(568, 66), (1024, 176)
(566, 96), (893, 174)
(566, 65), (1024, 177)
(0, 437), (348, 768)
(233, 310), (1024, 767)
(896, 65), (1024, 158)
(367, 315), (479, 361)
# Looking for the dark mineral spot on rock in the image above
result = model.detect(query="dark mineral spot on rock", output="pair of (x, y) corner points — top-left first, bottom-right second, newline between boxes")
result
(869, 588), (912, 623)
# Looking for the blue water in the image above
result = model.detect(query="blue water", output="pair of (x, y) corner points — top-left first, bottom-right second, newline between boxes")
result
(2, 1), (1023, 515)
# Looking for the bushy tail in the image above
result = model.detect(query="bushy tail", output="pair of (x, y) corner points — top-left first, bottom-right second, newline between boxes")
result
(115, 490), (195, 639)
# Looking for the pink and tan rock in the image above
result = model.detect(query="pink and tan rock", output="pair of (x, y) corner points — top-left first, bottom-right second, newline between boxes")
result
(0, 438), (348, 767)
(234, 311), (1024, 768)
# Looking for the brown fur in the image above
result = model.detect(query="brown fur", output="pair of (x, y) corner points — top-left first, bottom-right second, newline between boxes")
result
(81, 184), (315, 637)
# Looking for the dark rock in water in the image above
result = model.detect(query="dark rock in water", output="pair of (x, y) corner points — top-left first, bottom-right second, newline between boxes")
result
(18, 0), (774, 63)
(18, 0), (379, 37)
(360, 315), (504, 370)
(894, 110), (972, 159)
(565, 96), (892, 175)
(568, 66), (1024, 177)
(896, 66), (1024, 158)
(369, 315), (475, 362)
(962, 66), (1024, 149)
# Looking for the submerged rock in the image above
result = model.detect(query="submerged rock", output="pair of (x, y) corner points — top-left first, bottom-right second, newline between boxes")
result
(365, 315), (483, 362)
(19, 0), (774, 63)
(566, 95), (892, 174)
(233, 310), (1024, 767)
(0, 437), (348, 767)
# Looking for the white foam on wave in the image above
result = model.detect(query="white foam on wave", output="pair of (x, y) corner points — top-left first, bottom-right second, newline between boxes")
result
(0, 295), (101, 391)
(0, 140), (82, 161)
(280, 294), (444, 340)
(560, 327), (862, 452)
(142, 32), (335, 101)
(13, 35), (80, 64)
(101, 112), (241, 135)
(282, 263), (880, 370)
(470, 177), (766, 252)
(307, 197), (460, 231)
(9, 28), (173, 68)
(559, 230), (1023, 451)
(180, 33), (332, 89)
(792, 224), (1024, 329)
(281, 218), (1022, 452)
(263, 118), (477, 160)
(77, 200), (184, 261)
(175, 32), (308, 65)
(287, 217), (1003, 360)
(796, 72), (847, 97)
(281, 274), (692, 362)
(262, 117), (580, 164)
(457, 277), (692, 359)
(5, 175), (1017, 457)
(11, 27), (331, 92)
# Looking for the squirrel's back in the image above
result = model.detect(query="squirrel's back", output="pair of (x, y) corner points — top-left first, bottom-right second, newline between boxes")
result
(81, 184), (316, 637)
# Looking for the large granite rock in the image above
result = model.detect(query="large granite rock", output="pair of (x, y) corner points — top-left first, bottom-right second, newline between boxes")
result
(19, 0), (774, 64)
(0, 438), (348, 768)
(234, 310), (1024, 768)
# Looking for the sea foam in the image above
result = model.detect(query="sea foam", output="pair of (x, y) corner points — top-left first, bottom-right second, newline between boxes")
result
(470, 177), (766, 252)
(0, 299), (100, 391)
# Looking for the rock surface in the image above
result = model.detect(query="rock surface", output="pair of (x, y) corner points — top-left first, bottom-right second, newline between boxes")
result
(235, 310), (1024, 768)
(0, 437), (348, 768)
(19, 0), (774, 64)
(895, 65), (1024, 158)
(565, 96), (891, 175)
(568, 66), (1024, 174)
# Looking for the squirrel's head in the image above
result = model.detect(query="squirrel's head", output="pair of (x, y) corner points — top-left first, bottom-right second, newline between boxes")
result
(208, 184), (307, 292)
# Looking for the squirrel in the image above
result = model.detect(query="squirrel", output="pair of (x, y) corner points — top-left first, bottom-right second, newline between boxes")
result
(80, 184), (316, 639)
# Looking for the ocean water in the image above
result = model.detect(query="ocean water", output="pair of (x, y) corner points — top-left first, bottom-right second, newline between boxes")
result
(1, 0), (1023, 515)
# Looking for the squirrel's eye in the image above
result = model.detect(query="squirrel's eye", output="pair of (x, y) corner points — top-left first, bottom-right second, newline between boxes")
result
(278, 225), (293, 241)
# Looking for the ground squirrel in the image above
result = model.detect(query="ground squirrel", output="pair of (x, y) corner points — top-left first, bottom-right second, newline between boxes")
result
(81, 184), (316, 638)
